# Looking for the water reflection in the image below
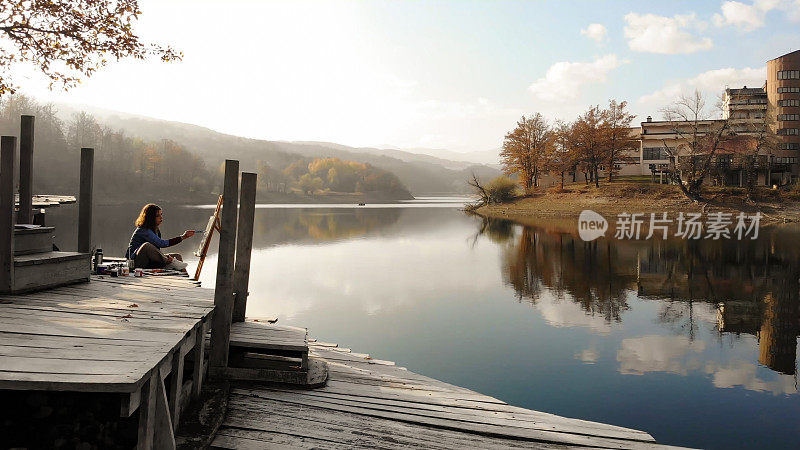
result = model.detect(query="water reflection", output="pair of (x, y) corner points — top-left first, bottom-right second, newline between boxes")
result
(44, 201), (799, 447)
(488, 216), (800, 379)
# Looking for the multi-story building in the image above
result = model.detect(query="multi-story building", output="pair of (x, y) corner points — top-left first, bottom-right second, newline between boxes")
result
(722, 85), (767, 127)
(768, 50), (800, 155)
(636, 50), (800, 186)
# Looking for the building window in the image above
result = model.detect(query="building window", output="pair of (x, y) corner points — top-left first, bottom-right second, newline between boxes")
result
(780, 143), (800, 150)
(778, 128), (800, 135)
(779, 99), (800, 107)
(777, 70), (800, 80)
(643, 147), (670, 160)
(778, 114), (800, 121)
(778, 87), (800, 93)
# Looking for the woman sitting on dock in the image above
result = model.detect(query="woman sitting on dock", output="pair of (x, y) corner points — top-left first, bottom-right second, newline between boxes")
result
(126, 203), (195, 271)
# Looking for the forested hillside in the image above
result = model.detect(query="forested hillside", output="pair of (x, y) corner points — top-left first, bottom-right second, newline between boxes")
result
(0, 96), (214, 203)
(57, 104), (502, 194)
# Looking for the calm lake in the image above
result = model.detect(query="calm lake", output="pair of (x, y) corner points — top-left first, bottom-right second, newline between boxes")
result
(49, 198), (800, 449)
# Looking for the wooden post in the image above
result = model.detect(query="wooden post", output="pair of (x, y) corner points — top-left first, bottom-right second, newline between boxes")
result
(18, 116), (34, 224)
(232, 172), (257, 323)
(78, 148), (94, 253)
(209, 159), (239, 369)
(0, 136), (16, 292)
(137, 374), (157, 450)
(192, 321), (208, 397)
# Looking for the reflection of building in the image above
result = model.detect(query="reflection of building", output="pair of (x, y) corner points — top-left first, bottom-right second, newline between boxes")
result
(758, 293), (799, 375)
(635, 242), (800, 375)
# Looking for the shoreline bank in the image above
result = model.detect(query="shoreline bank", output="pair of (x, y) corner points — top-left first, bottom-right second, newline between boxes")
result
(471, 182), (800, 224)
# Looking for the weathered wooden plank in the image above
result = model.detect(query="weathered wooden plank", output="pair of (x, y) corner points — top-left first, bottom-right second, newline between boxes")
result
(0, 322), (186, 344)
(224, 392), (657, 449)
(233, 388), (651, 442)
(0, 356), (160, 375)
(0, 345), (160, 361)
(0, 305), (202, 328)
(232, 386), (650, 439)
(0, 301), (210, 321)
(213, 430), (355, 450)
(221, 397), (588, 450)
(229, 325), (307, 339)
(0, 371), (140, 391)
(228, 338), (308, 353)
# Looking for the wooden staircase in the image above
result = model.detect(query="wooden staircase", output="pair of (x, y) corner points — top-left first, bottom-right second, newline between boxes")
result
(2, 226), (90, 294)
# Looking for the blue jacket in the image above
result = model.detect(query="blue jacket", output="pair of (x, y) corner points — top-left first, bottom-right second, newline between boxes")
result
(126, 227), (181, 259)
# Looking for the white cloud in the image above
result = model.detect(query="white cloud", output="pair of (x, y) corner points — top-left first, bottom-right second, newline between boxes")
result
(705, 360), (796, 395)
(535, 294), (621, 335)
(575, 348), (600, 364)
(711, 0), (800, 30)
(638, 66), (765, 110)
(528, 54), (624, 102)
(617, 335), (706, 375)
(624, 12), (713, 54)
(580, 23), (608, 43)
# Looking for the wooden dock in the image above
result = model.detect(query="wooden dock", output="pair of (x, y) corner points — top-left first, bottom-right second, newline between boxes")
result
(0, 274), (215, 448)
(212, 336), (678, 449)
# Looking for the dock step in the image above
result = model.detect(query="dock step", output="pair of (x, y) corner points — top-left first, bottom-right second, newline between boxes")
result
(9, 251), (90, 293)
(213, 322), (325, 387)
(13, 226), (55, 255)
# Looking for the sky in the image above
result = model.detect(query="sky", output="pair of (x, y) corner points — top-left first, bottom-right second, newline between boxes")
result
(14, 0), (800, 153)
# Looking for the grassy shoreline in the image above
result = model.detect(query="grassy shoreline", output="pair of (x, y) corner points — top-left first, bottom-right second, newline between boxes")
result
(472, 180), (800, 224)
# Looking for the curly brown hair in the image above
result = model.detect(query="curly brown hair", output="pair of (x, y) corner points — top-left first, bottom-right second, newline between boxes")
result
(135, 204), (161, 230)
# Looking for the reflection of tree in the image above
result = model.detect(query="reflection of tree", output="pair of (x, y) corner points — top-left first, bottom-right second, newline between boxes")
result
(500, 226), (635, 323)
(471, 217), (515, 246)
(252, 208), (403, 246)
(489, 217), (800, 376)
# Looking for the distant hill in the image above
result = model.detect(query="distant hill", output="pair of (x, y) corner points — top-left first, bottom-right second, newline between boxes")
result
(292, 142), (500, 169)
(54, 103), (502, 195)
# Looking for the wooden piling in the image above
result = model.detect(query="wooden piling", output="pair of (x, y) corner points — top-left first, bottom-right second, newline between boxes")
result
(18, 116), (34, 224)
(232, 172), (257, 323)
(77, 148), (94, 253)
(209, 160), (239, 369)
(0, 136), (16, 292)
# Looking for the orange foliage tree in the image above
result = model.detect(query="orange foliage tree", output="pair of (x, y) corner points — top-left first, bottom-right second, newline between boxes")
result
(0, 0), (181, 95)
(500, 114), (552, 192)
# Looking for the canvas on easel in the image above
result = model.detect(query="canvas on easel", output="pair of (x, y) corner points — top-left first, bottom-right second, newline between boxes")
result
(193, 194), (223, 280)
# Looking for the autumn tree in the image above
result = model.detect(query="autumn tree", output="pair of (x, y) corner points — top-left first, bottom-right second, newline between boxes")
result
(547, 120), (576, 189)
(602, 100), (638, 182)
(571, 106), (606, 188)
(500, 114), (552, 192)
(661, 90), (733, 202)
(0, 1), (181, 95)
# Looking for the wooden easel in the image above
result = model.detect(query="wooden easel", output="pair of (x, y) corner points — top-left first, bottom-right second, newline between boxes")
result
(193, 195), (223, 281)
